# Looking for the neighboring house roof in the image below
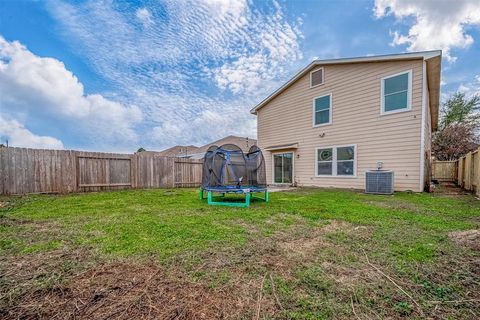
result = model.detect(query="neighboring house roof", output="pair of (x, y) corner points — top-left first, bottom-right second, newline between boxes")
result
(196, 135), (257, 154)
(250, 50), (442, 130)
(148, 145), (199, 157)
(156, 136), (257, 158)
(178, 152), (206, 160)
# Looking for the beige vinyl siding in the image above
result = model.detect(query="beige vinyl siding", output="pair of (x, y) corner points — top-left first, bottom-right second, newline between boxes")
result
(257, 59), (424, 191)
(424, 86), (432, 186)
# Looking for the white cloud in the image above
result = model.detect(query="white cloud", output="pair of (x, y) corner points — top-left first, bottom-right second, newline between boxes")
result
(0, 115), (64, 149)
(45, 0), (302, 150)
(135, 8), (153, 27)
(374, 0), (480, 62)
(150, 109), (256, 147)
(0, 36), (142, 150)
(202, 0), (247, 18)
(440, 74), (480, 102)
(128, 87), (257, 149)
(47, 0), (302, 96)
(211, 3), (303, 93)
(457, 77), (480, 97)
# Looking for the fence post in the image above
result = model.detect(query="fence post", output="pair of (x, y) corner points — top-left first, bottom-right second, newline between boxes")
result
(474, 148), (480, 197)
(0, 147), (4, 195)
(457, 158), (463, 187)
(172, 157), (176, 188)
(131, 154), (137, 189)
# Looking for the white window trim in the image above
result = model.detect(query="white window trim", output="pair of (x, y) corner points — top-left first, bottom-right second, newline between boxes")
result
(271, 151), (295, 184)
(310, 67), (324, 88)
(315, 144), (357, 178)
(312, 93), (333, 127)
(380, 70), (412, 115)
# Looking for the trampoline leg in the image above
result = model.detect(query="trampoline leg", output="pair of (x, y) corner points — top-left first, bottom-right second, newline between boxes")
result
(199, 188), (204, 200)
(245, 193), (251, 207)
(205, 191), (251, 208)
(265, 191), (269, 203)
(207, 191), (213, 204)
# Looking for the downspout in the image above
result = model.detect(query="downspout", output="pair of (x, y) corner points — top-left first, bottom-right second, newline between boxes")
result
(419, 60), (427, 192)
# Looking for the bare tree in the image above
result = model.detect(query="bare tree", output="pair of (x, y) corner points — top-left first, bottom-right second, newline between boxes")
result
(433, 124), (478, 160)
(433, 92), (480, 161)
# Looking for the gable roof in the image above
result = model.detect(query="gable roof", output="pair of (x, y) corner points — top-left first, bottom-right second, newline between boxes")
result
(250, 50), (442, 130)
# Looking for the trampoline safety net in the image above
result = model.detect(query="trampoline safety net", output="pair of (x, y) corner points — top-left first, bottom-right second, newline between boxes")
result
(202, 144), (266, 193)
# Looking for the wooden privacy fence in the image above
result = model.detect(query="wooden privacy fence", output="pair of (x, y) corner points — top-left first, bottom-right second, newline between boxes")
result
(174, 159), (203, 187)
(0, 147), (203, 195)
(432, 160), (457, 182)
(457, 147), (480, 197)
(432, 147), (480, 197)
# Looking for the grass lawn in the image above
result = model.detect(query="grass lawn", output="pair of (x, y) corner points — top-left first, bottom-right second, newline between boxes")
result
(1, 187), (479, 319)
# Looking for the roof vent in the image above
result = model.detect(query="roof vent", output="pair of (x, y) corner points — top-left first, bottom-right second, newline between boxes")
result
(365, 170), (394, 194)
(310, 68), (324, 87)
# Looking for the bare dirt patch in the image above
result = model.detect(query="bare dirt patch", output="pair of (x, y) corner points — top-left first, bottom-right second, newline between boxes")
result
(322, 219), (355, 232)
(320, 261), (380, 287)
(277, 220), (353, 259)
(278, 235), (325, 259)
(366, 199), (428, 214)
(434, 182), (474, 198)
(449, 230), (480, 251)
(1, 255), (268, 320)
(228, 219), (261, 235)
(1, 226), (295, 320)
(8, 263), (245, 319)
(3, 215), (476, 319)
(1, 248), (92, 318)
(0, 215), (33, 227)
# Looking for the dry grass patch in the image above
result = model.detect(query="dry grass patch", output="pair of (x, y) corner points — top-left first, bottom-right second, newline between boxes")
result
(3, 261), (242, 319)
(449, 229), (480, 251)
(1, 188), (479, 319)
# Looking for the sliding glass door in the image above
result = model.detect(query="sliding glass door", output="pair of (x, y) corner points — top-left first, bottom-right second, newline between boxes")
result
(273, 152), (293, 183)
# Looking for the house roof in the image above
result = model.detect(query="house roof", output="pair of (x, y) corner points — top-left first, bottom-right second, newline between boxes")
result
(250, 50), (442, 130)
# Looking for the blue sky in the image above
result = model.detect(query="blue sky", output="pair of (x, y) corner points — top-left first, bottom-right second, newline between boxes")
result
(1, 0), (480, 152)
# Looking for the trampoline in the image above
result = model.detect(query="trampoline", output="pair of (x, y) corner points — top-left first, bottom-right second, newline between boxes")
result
(200, 144), (268, 207)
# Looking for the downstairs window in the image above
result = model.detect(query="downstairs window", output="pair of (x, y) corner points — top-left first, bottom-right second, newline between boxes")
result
(316, 145), (356, 176)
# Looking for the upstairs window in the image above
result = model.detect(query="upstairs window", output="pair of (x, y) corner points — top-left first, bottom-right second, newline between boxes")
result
(310, 67), (324, 87)
(313, 94), (332, 126)
(381, 70), (412, 114)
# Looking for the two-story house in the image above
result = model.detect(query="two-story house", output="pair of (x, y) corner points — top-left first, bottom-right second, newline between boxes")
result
(251, 51), (441, 192)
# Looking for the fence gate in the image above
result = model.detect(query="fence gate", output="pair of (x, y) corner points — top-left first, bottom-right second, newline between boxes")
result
(77, 155), (132, 190)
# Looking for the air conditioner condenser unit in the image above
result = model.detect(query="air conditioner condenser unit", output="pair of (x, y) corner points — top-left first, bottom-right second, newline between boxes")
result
(365, 170), (394, 194)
